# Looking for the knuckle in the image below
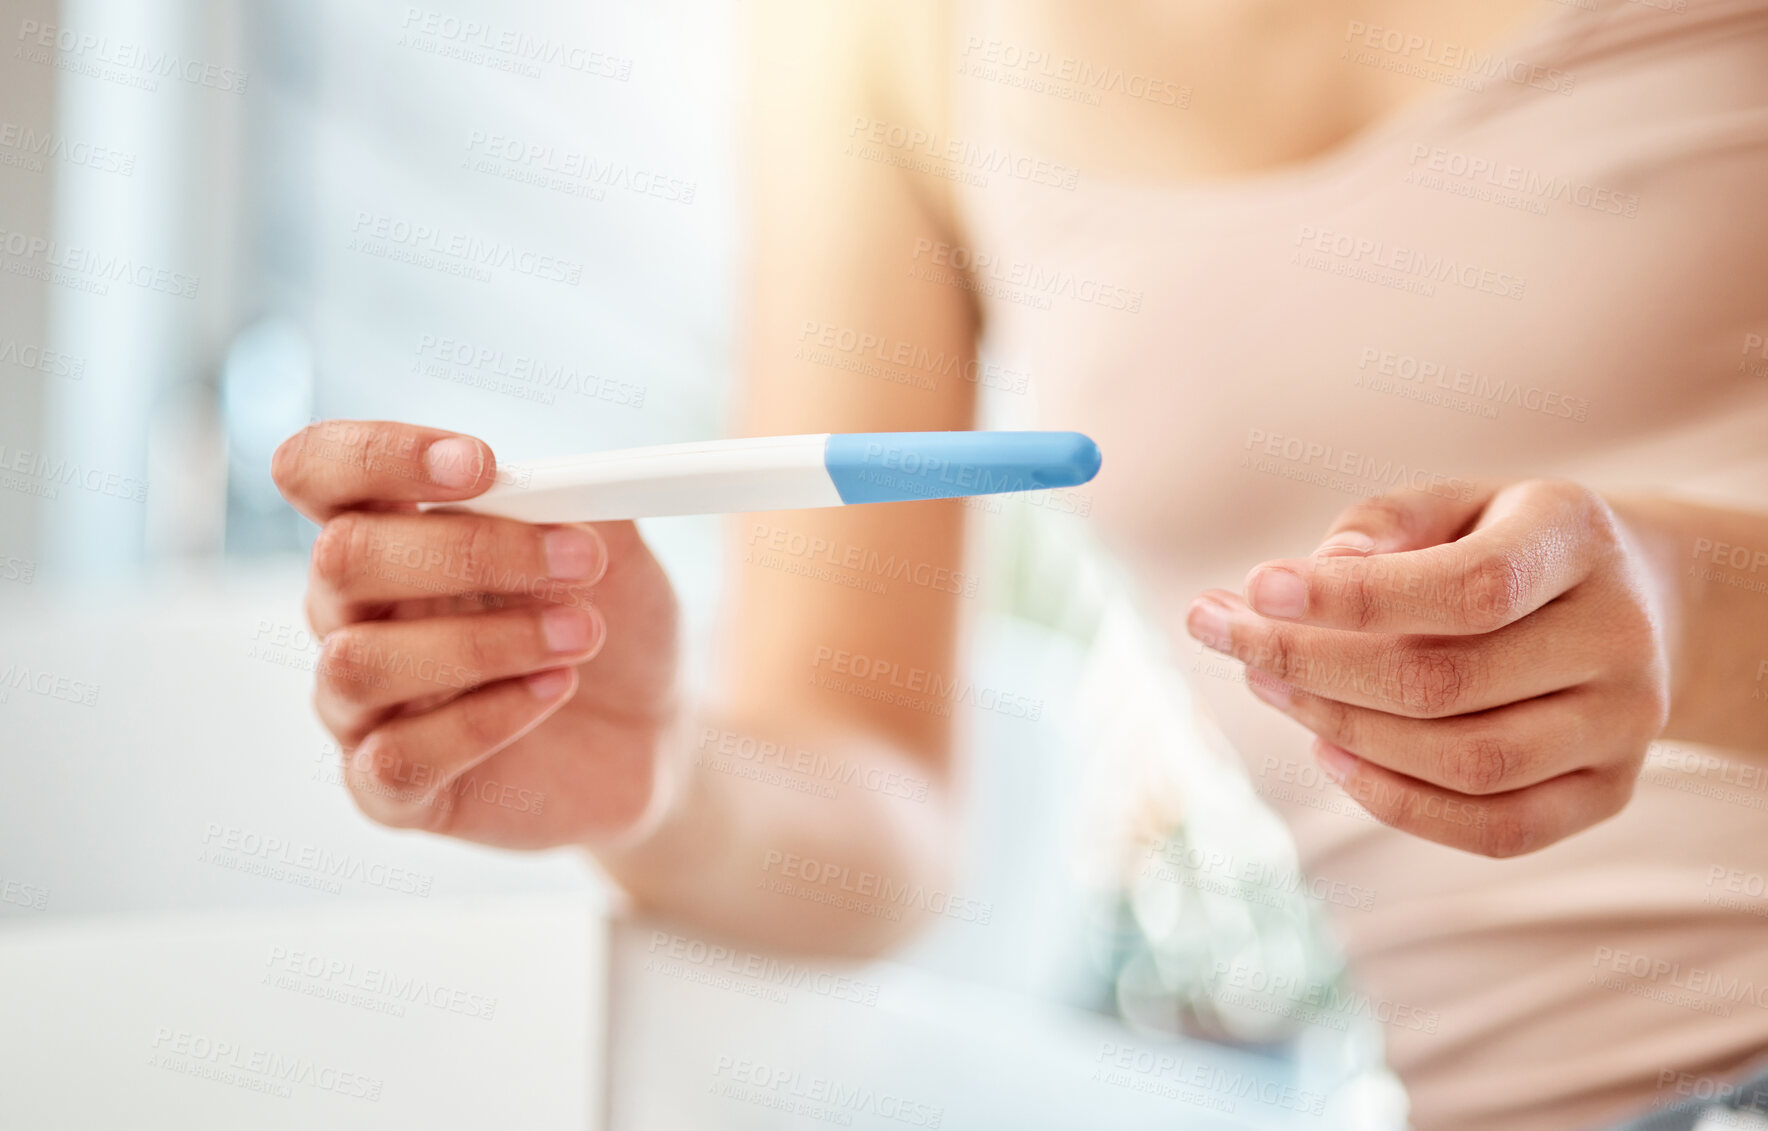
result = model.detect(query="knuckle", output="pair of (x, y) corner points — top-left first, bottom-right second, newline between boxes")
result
(1383, 646), (1470, 716)
(1340, 773), (1402, 829)
(444, 519), (503, 584)
(1537, 477), (1596, 511)
(312, 685), (368, 747)
(353, 736), (442, 807)
(316, 629), (377, 703)
(1248, 625), (1303, 682)
(1339, 577), (1381, 631)
(1446, 734), (1513, 795)
(1457, 552), (1530, 632)
(457, 698), (511, 752)
(311, 513), (367, 590)
(1317, 696), (1360, 749)
(1349, 495), (1415, 539)
(457, 626), (498, 683)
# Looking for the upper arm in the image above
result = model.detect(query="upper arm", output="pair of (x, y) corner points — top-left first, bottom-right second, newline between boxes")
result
(719, 0), (977, 765)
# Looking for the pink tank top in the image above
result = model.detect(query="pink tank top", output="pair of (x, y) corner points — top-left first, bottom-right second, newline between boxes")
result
(949, 1), (1768, 1127)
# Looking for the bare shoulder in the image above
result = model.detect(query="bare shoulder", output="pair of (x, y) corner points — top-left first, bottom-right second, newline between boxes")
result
(746, 0), (962, 231)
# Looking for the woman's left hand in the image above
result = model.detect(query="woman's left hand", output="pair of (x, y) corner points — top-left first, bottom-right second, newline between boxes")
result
(1186, 479), (1674, 857)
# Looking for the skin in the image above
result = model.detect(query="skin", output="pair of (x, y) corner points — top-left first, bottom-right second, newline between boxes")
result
(1185, 483), (1768, 856)
(271, 0), (1768, 956)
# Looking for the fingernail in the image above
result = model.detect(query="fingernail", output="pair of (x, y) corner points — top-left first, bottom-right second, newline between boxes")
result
(1186, 598), (1232, 651)
(1315, 741), (1359, 784)
(544, 526), (606, 581)
(424, 436), (483, 489)
(1314, 531), (1376, 557)
(541, 606), (598, 653)
(526, 668), (574, 700)
(1247, 567), (1307, 619)
(1247, 674), (1292, 709)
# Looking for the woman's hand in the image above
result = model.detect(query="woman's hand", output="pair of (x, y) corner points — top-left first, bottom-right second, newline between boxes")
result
(271, 420), (680, 850)
(1186, 480), (1674, 857)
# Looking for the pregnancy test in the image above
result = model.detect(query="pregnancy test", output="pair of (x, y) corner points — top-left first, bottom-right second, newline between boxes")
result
(422, 431), (1101, 523)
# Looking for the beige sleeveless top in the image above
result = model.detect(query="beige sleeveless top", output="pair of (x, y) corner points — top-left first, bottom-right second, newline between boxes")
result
(949, 0), (1768, 1126)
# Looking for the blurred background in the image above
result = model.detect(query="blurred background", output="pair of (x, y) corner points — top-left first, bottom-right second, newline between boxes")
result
(0, 0), (742, 913)
(0, 2), (1399, 1126)
(2, 0), (733, 577)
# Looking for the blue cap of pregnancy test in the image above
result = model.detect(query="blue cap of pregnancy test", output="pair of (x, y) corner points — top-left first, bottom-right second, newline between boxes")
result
(822, 431), (1102, 504)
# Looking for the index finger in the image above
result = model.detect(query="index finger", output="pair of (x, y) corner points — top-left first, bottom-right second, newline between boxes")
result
(1243, 481), (1608, 634)
(271, 419), (497, 522)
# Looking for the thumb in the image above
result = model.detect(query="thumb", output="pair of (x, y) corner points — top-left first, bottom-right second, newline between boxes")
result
(1237, 482), (1499, 626)
(1308, 482), (1499, 558)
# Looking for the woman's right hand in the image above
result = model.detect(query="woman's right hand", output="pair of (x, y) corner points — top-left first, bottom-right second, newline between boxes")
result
(271, 420), (682, 851)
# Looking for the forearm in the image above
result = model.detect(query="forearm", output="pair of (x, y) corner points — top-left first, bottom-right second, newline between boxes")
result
(1610, 493), (1768, 753)
(590, 714), (955, 956)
